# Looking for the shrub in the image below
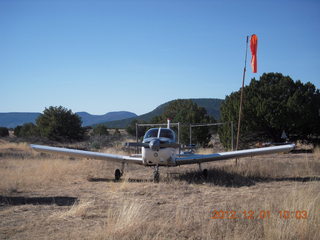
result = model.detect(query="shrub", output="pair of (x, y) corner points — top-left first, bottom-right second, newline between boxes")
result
(92, 124), (109, 136)
(0, 127), (9, 137)
(14, 123), (39, 138)
(36, 106), (84, 141)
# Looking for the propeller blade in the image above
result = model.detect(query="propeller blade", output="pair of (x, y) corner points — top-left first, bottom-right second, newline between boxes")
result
(124, 142), (180, 149)
(124, 142), (149, 148)
(159, 143), (180, 148)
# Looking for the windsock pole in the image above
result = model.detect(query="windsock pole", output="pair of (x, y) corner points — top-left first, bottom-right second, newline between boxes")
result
(235, 35), (249, 164)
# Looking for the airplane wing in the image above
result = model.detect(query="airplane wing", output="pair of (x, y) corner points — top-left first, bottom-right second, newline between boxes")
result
(30, 144), (143, 165)
(175, 144), (295, 165)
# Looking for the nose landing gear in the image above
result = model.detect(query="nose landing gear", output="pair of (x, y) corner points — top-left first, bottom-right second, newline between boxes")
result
(153, 165), (160, 183)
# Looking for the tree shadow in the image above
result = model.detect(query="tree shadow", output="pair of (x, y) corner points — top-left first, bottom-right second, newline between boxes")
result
(291, 149), (313, 154)
(0, 196), (78, 206)
(175, 169), (320, 187)
(175, 168), (256, 187)
(254, 176), (320, 183)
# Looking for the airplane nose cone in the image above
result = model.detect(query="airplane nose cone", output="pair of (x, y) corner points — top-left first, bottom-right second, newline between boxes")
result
(149, 139), (160, 151)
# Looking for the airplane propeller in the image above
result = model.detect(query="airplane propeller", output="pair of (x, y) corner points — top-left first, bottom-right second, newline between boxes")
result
(124, 140), (180, 151)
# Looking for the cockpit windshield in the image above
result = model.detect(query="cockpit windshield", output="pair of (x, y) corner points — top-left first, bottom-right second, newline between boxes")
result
(143, 128), (176, 141)
(160, 129), (174, 139)
(144, 129), (158, 139)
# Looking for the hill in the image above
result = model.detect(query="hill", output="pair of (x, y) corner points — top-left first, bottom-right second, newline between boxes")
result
(0, 111), (137, 128)
(0, 99), (222, 129)
(77, 111), (137, 126)
(0, 113), (41, 129)
(104, 98), (223, 128)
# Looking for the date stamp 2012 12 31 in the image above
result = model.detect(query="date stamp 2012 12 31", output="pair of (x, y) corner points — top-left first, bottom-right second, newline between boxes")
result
(211, 210), (308, 220)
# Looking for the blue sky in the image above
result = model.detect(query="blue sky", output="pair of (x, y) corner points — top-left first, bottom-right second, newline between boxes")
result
(1, 0), (319, 115)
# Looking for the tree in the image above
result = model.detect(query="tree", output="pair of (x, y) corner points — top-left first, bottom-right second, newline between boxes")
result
(126, 119), (148, 140)
(0, 127), (9, 137)
(151, 99), (215, 146)
(14, 126), (22, 137)
(219, 73), (320, 148)
(14, 123), (39, 138)
(113, 128), (121, 136)
(36, 106), (84, 141)
(92, 124), (109, 136)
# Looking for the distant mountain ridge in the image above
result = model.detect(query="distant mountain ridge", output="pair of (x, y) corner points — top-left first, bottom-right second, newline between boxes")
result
(0, 98), (223, 129)
(0, 112), (41, 129)
(0, 111), (137, 128)
(77, 111), (137, 126)
(104, 98), (224, 128)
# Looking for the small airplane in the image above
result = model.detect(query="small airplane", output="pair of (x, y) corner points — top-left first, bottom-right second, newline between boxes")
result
(30, 120), (295, 182)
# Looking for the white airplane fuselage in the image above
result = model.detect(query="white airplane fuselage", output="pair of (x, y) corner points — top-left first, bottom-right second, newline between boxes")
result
(141, 127), (178, 166)
(142, 147), (177, 166)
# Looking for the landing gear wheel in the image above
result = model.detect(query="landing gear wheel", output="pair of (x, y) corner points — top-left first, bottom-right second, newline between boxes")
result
(202, 169), (208, 180)
(115, 169), (121, 181)
(153, 165), (160, 183)
(153, 171), (160, 183)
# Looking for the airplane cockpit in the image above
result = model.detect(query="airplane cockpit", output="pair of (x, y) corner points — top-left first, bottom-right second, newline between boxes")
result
(143, 128), (176, 143)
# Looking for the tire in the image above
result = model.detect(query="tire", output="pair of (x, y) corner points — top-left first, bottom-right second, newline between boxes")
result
(202, 169), (208, 179)
(153, 171), (160, 183)
(115, 169), (121, 181)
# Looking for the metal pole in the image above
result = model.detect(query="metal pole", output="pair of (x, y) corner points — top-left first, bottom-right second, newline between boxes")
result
(178, 122), (181, 155)
(189, 125), (192, 146)
(235, 35), (249, 162)
(135, 123), (138, 154)
(178, 122), (180, 144)
(231, 122), (234, 151)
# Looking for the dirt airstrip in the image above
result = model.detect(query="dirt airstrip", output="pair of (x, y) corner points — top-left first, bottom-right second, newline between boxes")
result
(0, 141), (319, 239)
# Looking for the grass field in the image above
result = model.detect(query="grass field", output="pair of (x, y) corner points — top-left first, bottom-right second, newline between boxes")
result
(0, 140), (319, 239)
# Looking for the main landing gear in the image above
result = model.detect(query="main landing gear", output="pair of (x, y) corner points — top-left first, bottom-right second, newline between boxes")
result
(199, 163), (208, 180)
(114, 162), (125, 181)
(114, 169), (122, 181)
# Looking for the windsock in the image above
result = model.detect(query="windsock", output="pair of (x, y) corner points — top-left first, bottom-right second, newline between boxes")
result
(250, 34), (258, 73)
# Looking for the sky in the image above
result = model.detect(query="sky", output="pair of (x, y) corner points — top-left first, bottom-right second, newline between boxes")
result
(1, 0), (319, 115)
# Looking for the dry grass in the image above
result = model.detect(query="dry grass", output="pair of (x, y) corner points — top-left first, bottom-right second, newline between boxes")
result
(0, 141), (94, 193)
(50, 200), (94, 219)
(0, 141), (320, 239)
(90, 183), (320, 240)
(314, 146), (320, 160)
(0, 158), (87, 193)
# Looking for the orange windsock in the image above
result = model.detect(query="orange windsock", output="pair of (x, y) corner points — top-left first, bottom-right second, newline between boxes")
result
(250, 34), (258, 73)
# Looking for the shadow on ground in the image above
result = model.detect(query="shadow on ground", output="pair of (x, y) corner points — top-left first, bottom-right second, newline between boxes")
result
(175, 169), (320, 187)
(0, 196), (78, 206)
(87, 177), (115, 182)
(254, 176), (320, 183)
(175, 169), (256, 187)
(291, 149), (313, 154)
(87, 177), (153, 183)
(87, 170), (320, 187)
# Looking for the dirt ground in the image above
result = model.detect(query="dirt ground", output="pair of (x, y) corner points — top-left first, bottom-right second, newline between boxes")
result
(0, 141), (319, 239)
